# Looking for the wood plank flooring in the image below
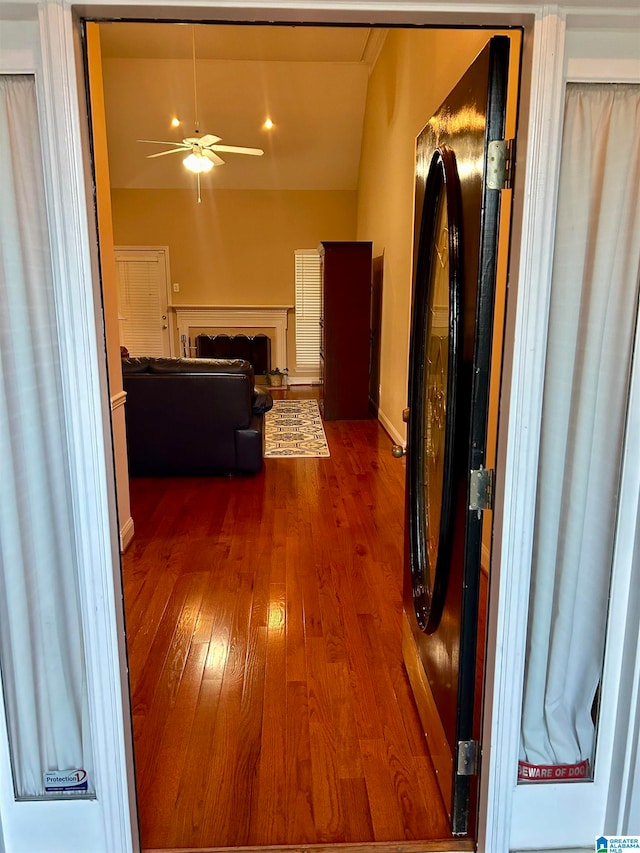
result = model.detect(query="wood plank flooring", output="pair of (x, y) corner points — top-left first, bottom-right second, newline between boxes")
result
(122, 389), (456, 850)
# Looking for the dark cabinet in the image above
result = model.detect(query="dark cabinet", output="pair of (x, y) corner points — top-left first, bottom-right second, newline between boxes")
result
(319, 241), (373, 420)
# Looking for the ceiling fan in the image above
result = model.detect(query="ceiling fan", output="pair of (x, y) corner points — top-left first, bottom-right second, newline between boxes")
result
(137, 26), (264, 201)
(137, 133), (264, 170)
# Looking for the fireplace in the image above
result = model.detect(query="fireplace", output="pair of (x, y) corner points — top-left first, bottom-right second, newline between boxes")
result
(172, 305), (291, 372)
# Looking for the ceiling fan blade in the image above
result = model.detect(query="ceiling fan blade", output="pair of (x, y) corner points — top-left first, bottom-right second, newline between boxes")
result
(137, 139), (183, 146)
(210, 144), (264, 156)
(203, 149), (225, 166)
(146, 148), (189, 159)
(182, 135), (220, 147)
(197, 134), (222, 147)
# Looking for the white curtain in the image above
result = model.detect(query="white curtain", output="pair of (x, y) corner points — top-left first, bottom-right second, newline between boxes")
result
(0, 75), (93, 797)
(520, 83), (640, 770)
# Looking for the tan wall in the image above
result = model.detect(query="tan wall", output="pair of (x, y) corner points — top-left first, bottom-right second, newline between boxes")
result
(111, 188), (356, 305)
(356, 28), (520, 445)
(88, 25), (122, 395)
(111, 187), (356, 374)
(86, 23), (133, 550)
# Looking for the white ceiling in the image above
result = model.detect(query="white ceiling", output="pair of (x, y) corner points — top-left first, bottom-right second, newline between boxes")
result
(99, 23), (385, 191)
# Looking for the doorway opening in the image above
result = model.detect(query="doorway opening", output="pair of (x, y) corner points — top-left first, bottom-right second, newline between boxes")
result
(84, 18), (522, 851)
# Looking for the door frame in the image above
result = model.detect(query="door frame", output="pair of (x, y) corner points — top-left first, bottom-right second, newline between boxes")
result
(489, 21), (640, 850)
(1, 2), (639, 852)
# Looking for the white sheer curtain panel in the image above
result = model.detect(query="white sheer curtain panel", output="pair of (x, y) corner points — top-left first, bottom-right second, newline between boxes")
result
(0, 75), (94, 797)
(520, 83), (640, 773)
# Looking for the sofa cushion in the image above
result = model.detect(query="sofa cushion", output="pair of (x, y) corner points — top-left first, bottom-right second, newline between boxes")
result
(148, 357), (252, 375)
(121, 356), (254, 376)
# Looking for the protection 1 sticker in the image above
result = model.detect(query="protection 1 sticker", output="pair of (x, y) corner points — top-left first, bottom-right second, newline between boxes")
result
(44, 769), (88, 792)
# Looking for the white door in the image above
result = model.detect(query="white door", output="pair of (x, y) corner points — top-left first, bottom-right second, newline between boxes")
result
(493, 26), (640, 851)
(115, 248), (172, 357)
(0, 14), (137, 853)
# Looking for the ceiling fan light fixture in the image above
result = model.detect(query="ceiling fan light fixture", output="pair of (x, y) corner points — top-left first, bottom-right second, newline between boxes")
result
(183, 152), (214, 173)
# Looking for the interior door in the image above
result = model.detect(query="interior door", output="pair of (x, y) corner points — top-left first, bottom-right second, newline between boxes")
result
(115, 248), (172, 357)
(402, 36), (512, 836)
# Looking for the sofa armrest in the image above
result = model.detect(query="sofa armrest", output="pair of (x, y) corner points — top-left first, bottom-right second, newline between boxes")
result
(252, 387), (273, 415)
(235, 414), (264, 473)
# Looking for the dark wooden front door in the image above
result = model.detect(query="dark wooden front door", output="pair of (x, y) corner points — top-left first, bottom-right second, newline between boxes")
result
(402, 36), (513, 836)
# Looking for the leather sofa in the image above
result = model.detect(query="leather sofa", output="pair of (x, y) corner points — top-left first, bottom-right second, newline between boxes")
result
(122, 357), (273, 475)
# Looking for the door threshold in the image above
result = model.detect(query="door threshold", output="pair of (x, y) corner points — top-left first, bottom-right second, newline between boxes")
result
(143, 840), (474, 853)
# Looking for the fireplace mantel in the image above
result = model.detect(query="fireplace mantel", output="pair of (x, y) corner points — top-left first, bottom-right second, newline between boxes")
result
(172, 305), (292, 370)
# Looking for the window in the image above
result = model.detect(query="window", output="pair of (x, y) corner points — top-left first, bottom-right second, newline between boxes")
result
(294, 249), (322, 371)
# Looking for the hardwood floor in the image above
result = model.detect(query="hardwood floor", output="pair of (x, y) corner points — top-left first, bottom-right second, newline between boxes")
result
(122, 389), (459, 850)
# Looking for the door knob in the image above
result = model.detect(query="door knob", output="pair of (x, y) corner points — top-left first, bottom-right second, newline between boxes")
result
(162, 324), (168, 329)
(392, 444), (406, 458)
(402, 407), (410, 423)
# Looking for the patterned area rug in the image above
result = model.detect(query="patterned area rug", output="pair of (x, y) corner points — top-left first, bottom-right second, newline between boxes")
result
(264, 399), (330, 458)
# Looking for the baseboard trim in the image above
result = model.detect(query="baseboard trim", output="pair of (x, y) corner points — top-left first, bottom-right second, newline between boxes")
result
(120, 516), (134, 553)
(287, 375), (320, 385)
(377, 407), (404, 447)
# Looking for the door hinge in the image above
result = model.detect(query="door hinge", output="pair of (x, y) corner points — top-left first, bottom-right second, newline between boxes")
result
(457, 740), (480, 776)
(486, 138), (515, 190)
(469, 467), (495, 513)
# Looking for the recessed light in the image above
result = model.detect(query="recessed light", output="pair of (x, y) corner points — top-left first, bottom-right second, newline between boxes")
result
(171, 117), (181, 128)
(263, 118), (274, 130)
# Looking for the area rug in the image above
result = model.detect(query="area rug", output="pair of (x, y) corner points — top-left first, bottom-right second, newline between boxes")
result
(264, 400), (330, 458)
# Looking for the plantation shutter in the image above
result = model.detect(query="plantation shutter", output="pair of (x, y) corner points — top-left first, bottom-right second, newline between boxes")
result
(115, 250), (166, 357)
(294, 249), (322, 370)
